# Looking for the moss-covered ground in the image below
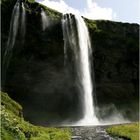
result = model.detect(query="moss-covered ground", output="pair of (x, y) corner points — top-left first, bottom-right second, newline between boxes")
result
(106, 123), (139, 140)
(1, 92), (71, 140)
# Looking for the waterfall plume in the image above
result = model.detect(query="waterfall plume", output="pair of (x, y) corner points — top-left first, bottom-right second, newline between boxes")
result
(41, 8), (50, 31)
(62, 13), (99, 125)
(3, 1), (26, 84)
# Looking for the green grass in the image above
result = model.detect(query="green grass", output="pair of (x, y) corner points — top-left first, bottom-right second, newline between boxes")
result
(84, 18), (98, 30)
(27, 0), (35, 3)
(106, 123), (139, 140)
(39, 3), (62, 19)
(25, 0), (62, 19)
(1, 92), (71, 140)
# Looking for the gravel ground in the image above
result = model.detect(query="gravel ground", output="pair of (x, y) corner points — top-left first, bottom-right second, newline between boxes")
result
(70, 126), (124, 140)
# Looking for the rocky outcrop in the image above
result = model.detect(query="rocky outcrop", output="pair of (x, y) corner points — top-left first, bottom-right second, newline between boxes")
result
(1, 0), (139, 124)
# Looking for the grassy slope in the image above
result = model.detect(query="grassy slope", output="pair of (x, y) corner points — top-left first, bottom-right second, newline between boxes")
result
(1, 92), (71, 140)
(106, 123), (139, 140)
(26, 0), (62, 19)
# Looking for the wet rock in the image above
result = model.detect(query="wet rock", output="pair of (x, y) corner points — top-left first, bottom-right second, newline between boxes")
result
(71, 126), (124, 140)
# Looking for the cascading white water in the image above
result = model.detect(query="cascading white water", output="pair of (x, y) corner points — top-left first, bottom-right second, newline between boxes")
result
(3, 1), (26, 83)
(4, 1), (20, 59)
(75, 14), (99, 125)
(20, 2), (26, 43)
(41, 9), (49, 31)
(62, 14), (99, 125)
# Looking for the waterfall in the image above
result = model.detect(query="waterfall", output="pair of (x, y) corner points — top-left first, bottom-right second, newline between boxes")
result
(41, 8), (49, 31)
(20, 2), (26, 44)
(4, 1), (20, 61)
(62, 13), (99, 125)
(3, 0), (26, 83)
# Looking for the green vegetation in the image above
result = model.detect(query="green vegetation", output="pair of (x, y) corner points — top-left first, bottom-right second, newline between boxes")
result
(25, 0), (62, 19)
(107, 123), (139, 140)
(39, 3), (62, 19)
(1, 0), (61, 19)
(85, 18), (99, 31)
(1, 92), (71, 140)
(26, 0), (35, 3)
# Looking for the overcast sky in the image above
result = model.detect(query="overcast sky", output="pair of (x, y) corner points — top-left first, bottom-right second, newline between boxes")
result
(37, 0), (140, 24)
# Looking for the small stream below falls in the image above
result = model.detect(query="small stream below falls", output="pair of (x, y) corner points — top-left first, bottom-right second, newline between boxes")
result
(70, 126), (124, 140)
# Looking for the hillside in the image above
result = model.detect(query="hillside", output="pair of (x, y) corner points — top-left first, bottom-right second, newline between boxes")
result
(1, 92), (71, 140)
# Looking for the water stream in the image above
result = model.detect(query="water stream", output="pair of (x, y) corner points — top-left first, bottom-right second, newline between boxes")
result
(62, 13), (99, 125)
(41, 8), (49, 31)
(3, 0), (26, 83)
(3, 1), (20, 69)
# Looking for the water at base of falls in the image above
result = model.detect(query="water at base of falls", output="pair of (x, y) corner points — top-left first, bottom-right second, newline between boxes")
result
(71, 126), (125, 140)
(62, 13), (99, 126)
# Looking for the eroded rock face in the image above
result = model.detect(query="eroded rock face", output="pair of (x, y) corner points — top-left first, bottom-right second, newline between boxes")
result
(88, 20), (139, 103)
(2, 0), (139, 124)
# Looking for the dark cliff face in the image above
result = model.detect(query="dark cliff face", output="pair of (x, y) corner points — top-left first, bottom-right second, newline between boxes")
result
(86, 20), (139, 120)
(2, 0), (139, 124)
(86, 19), (139, 103)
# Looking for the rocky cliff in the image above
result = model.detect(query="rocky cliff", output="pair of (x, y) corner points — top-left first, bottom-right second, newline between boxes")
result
(1, 0), (139, 124)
